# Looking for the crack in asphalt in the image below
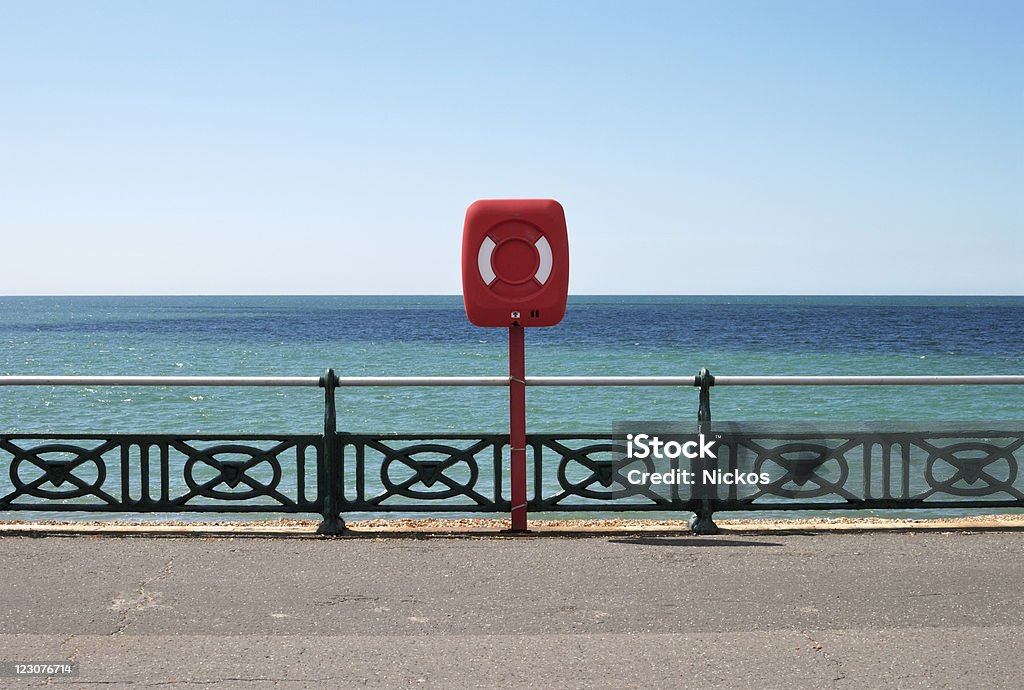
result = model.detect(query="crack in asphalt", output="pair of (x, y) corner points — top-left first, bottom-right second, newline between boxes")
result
(802, 629), (847, 684)
(110, 557), (174, 636)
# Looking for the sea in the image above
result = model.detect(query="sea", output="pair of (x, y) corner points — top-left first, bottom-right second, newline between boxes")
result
(1, 295), (1022, 522)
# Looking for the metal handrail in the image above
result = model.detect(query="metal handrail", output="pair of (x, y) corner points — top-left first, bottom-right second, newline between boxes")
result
(526, 376), (696, 386)
(711, 375), (1024, 386)
(1, 374), (1023, 387)
(527, 375), (1024, 386)
(336, 376), (508, 387)
(0, 376), (322, 387)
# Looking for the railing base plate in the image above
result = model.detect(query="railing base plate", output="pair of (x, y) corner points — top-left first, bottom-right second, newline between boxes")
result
(316, 517), (347, 535)
(689, 514), (720, 535)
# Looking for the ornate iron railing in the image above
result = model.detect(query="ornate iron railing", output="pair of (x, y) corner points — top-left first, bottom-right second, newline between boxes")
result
(1, 370), (1022, 533)
(0, 435), (323, 515)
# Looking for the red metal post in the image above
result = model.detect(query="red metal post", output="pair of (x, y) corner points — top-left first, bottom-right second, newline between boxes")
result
(508, 324), (528, 531)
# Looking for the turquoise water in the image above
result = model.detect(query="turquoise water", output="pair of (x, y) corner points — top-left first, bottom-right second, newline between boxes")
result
(1, 295), (1021, 521)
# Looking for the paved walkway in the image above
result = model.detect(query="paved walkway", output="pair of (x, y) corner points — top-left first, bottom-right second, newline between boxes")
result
(1, 529), (1021, 688)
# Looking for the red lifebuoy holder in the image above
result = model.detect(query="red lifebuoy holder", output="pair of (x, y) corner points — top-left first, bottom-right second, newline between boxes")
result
(462, 199), (569, 327)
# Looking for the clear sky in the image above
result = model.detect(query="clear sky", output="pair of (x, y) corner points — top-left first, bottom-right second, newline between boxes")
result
(1, 0), (1020, 295)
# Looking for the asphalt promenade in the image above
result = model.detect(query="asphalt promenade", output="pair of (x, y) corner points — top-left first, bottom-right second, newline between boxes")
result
(1, 528), (1022, 688)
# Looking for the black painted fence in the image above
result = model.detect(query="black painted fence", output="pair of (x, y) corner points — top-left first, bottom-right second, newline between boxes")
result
(1, 370), (1022, 533)
(2, 426), (1023, 533)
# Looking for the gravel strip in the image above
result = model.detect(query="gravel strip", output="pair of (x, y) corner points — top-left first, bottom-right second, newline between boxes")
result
(0, 513), (1022, 533)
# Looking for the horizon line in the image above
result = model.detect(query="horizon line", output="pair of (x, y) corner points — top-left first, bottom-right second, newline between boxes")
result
(1, 293), (1022, 299)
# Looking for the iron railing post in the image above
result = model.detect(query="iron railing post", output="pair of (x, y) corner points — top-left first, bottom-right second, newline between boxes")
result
(689, 367), (720, 534)
(317, 368), (345, 534)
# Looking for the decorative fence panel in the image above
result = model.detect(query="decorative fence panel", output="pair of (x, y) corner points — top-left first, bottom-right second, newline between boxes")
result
(1, 371), (1021, 532)
(0, 435), (322, 515)
(707, 425), (1024, 511)
(339, 434), (508, 512)
(4, 428), (1021, 531)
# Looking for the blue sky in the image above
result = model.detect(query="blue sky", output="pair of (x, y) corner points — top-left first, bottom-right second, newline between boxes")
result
(1, 1), (1020, 295)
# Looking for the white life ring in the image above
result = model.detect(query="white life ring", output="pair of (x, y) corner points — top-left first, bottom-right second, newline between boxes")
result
(477, 235), (553, 287)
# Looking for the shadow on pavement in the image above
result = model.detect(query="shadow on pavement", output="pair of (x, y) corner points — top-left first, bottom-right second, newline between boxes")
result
(609, 537), (783, 547)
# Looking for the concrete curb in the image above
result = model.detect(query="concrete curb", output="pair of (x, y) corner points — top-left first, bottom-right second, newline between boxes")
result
(1, 514), (1022, 538)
